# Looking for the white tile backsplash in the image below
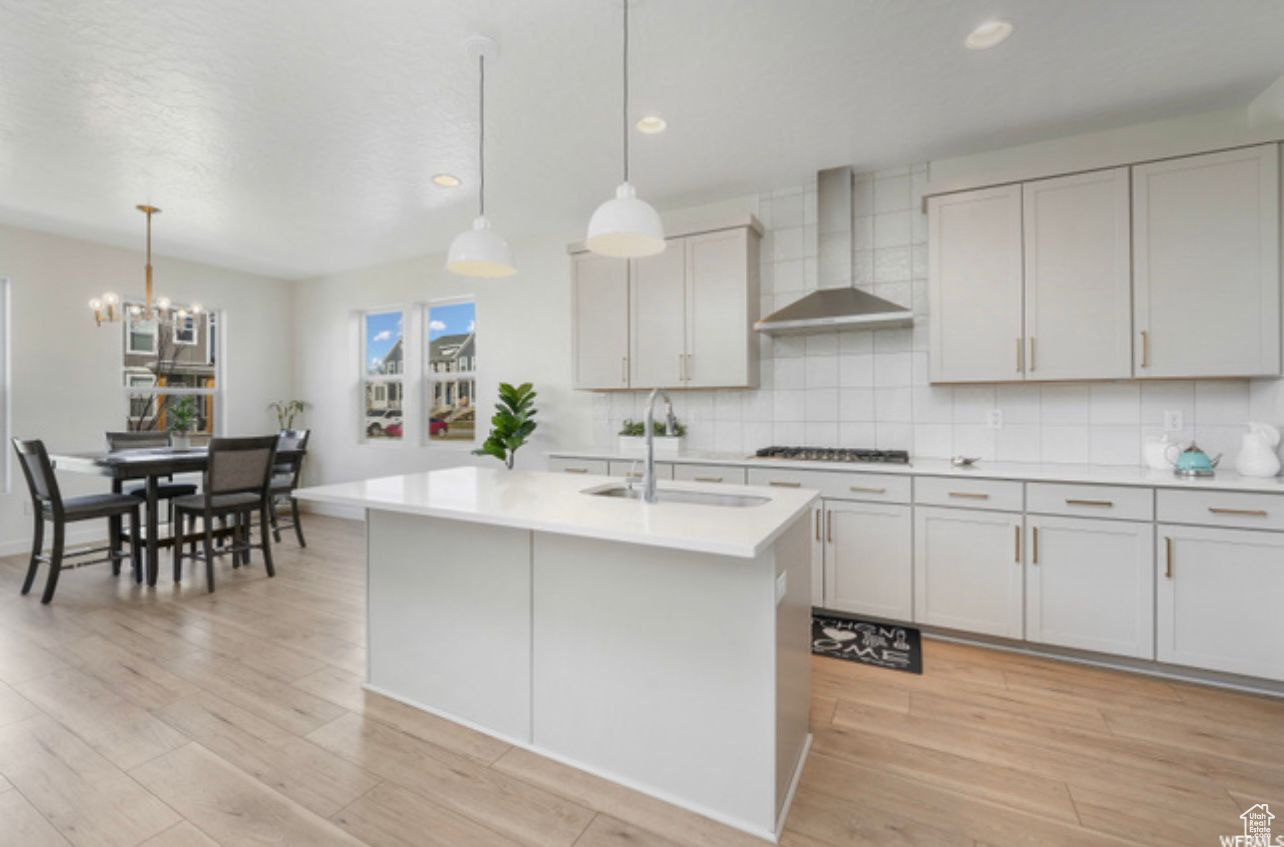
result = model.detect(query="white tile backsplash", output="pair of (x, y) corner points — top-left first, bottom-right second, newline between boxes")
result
(594, 164), (1264, 465)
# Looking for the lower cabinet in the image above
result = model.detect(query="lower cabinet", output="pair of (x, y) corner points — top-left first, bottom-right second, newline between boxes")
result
(1025, 516), (1154, 659)
(1157, 525), (1284, 682)
(824, 501), (913, 621)
(914, 506), (1024, 639)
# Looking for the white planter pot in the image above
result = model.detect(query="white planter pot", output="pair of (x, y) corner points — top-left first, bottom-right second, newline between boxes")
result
(618, 435), (683, 456)
(170, 432), (192, 450)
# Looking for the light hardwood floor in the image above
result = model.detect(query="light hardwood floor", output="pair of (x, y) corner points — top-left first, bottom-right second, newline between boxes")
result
(0, 515), (1279, 846)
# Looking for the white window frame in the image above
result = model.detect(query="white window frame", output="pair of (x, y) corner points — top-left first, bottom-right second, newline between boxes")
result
(423, 296), (478, 449)
(172, 312), (199, 347)
(124, 316), (159, 356)
(121, 306), (223, 436)
(0, 278), (9, 492)
(360, 306), (407, 444)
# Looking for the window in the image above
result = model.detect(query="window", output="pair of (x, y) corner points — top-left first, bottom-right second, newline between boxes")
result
(362, 309), (404, 441)
(0, 278), (9, 492)
(122, 303), (219, 438)
(425, 298), (476, 443)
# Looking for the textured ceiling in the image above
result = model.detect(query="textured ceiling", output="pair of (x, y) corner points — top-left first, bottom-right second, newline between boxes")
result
(1, 0), (1283, 279)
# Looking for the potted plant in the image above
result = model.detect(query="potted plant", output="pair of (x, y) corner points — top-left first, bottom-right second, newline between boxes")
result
(618, 418), (686, 456)
(168, 396), (200, 449)
(473, 382), (538, 470)
(269, 399), (307, 430)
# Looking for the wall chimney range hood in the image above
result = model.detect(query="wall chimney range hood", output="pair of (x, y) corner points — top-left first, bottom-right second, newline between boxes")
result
(754, 167), (914, 336)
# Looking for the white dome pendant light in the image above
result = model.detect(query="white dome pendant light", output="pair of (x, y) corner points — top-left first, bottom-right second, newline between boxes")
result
(447, 35), (517, 278)
(586, 0), (665, 258)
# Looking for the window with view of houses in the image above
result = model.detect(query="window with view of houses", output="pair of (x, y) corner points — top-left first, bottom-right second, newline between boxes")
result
(426, 299), (476, 443)
(363, 309), (404, 441)
(121, 303), (218, 438)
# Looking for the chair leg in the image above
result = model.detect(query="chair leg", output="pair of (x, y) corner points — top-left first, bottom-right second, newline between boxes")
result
(130, 509), (143, 584)
(41, 520), (65, 604)
(259, 503), (276, 578)
(188, 514), (198, 557)
(291, 498), (306, 548)
(231, 512), (243, 568)
(109, 508), (122, 577)
(202, 517), (216, 593)
(173, 509), (185, 583)
(270, 497), (282, 544)
(21, 513), (43, 595)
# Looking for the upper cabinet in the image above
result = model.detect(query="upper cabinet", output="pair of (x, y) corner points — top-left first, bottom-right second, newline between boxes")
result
(1023, 168), (1132, 380)
(571, 222), (760, 391)
(1133, 144), (1281, 379)
(928, 185), (1024, 382)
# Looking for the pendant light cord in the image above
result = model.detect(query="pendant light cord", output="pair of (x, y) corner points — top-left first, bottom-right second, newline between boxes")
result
(479, 53), (486, 218)
(622, 0), (629, 183)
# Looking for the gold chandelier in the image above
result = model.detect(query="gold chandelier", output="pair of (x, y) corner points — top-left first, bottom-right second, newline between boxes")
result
(90, 204), (203, 325)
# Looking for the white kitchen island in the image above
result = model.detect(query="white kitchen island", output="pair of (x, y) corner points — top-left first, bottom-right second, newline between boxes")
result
(294, 466), (816, 841)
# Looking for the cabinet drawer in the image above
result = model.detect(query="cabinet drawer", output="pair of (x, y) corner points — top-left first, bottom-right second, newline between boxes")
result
(746, 467), (910, 502)
(1027, 483), (1152, 521)
(672, 464), (748, 485)
(548, 457), (608, 476)
(1157, 489), (1284, 531)
(608, 460), (673, 481)
(914, 476), (1023, 512)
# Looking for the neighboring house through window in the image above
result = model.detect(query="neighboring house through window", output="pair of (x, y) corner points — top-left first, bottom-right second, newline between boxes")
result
(362, 309), (404, 441)
(425, 298), (476, 443)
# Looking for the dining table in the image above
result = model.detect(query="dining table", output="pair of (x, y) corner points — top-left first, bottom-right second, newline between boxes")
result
(49, 445), (303, 586)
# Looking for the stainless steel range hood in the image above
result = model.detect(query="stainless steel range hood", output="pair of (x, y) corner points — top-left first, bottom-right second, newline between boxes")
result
(754, 167), (913, 337)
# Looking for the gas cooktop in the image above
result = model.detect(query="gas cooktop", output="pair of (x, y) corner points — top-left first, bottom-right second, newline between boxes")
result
(753, 446), (911, 464)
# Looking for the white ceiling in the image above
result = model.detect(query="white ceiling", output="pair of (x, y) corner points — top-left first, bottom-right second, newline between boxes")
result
(1, 0), (1283, 279)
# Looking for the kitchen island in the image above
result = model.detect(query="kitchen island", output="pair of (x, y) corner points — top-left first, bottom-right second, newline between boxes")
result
(294, 466), (816, 841)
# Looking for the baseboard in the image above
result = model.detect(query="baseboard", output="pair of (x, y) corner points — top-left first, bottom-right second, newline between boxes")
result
(0, 524), (106, 557)
(774, 733), (811, 842)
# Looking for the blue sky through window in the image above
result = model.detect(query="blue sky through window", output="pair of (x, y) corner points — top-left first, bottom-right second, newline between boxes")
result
(365, 311), (401, 373)
(428, 301), (475, 341)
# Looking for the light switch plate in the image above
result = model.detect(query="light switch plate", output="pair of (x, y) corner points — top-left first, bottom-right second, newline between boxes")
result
(775, 572), (788, 606)
(1163, 410), (1184, 432)
(986, 409), (1004, 429)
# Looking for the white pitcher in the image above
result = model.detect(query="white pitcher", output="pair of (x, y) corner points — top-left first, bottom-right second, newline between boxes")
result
(1234, 422), (1282, 478)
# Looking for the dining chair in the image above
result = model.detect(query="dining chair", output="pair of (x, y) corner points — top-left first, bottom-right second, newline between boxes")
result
(269, 429), (310, 547)
(172, 435), (277, 592)
(105, 431), (200, 507)
(12, 439), (142, 604)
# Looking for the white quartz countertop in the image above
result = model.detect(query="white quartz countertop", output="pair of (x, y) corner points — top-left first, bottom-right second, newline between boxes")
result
(548, 448), (1284, 494)
(293, 466), (818, 559)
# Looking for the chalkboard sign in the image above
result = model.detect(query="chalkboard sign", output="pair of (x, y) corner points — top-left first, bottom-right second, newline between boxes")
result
(812, 614), (922, 674)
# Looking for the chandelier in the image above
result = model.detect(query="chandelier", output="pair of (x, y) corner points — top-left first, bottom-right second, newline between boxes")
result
(90, 204), (203, 325)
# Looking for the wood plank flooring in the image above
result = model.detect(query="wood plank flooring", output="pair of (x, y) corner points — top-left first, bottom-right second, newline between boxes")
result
(0, 514), (1279, 846)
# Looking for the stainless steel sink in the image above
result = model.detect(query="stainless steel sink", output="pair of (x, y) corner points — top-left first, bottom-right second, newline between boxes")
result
(585, 485), (770, 508)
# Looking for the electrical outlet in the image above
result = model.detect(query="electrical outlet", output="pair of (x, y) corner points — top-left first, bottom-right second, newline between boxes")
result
(986, 409), (1004, 429)
(1163, 410), (1184, 432)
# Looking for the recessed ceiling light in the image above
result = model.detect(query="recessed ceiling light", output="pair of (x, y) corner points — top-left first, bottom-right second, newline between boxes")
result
(635, 115), (667, 135)
(965, 20), (1013, 50)
(432, 173), (461, 188)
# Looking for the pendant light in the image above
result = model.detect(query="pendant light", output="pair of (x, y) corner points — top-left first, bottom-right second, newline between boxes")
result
(446, 35), (517, 278)
(586, 0), (665, 258)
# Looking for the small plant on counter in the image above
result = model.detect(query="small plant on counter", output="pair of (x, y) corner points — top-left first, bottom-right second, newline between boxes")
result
(269, 399), (307, 430)
(619, 418), (687, 437)
(474, 382), (538, 470)
(167, 396), (200, 448)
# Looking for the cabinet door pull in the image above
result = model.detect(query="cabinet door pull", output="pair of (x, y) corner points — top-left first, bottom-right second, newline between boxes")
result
(686, 354), (693, 381)
(1032, 526), (1039, 565)
(678, 353), (686, 382)
(1208, 507), (1268, 517)
(624, 472), (643, 479)
(949, 491), (990, 500)
(849, 485), (887, 494)
(694, 476), (723, 483)
(1014, 525), (1021, 563)
(1029, 337), (1036, 372)
(814, 509), (821, 541)
(1016, 338), (1024, 372)
(621, 356), (628, 384)
(1140, 330), (1149, 368)
(827, 510), (833, 544)
(769, 480), (802, 488)
(1165, 536), (1173, 579)
(563, 467), (589, 474)
(1065, 498), (1114, 508)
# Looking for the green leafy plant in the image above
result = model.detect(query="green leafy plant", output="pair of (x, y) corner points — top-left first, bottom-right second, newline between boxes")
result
(473, 382), (538, 469)
(269, 400), (307, 430)
(618, 418), (687, 437)
(167, 396), (199, 434)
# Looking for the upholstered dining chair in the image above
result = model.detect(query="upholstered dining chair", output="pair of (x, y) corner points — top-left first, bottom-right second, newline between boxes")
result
(269, 429), (310, 547)
(12, 439), (142, 603)
(105, 431), (200, 510)
(172, 435), (277, 592)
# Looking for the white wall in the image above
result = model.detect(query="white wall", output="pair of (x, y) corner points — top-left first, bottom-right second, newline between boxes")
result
(0, 222), (294, 552)
(290, 236), (596, 492)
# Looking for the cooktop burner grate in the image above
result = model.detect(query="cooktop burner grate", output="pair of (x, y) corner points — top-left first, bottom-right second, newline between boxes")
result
(753, 446), (911, 464)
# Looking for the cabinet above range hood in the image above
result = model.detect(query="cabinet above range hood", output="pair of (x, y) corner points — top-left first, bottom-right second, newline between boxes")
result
(754, 166), (913, 337)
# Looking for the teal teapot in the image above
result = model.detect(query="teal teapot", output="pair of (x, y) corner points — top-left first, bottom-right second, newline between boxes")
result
(1165, 441), (1222, 478)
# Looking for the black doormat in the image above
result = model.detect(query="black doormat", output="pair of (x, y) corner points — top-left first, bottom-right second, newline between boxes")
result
(812, 614), (922, 674)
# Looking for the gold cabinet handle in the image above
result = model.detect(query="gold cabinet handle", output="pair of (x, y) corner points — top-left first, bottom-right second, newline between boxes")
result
(849, 485), (887, 494)
(827, 509), (833, 544)
(621, 356), (628, 384)
(814, 508), (821, 541)
(769, 480), (802, 488)
(1140, 330), (1149, 368)
(1029, 337), (1036, 372)
(563, 467), (589, 474)
(1032, 526), (1039, 564)
(1016, 337), (1024, 372)
(1208, 507), (1268, 517)
(1165, 536), (1173, 579)
(693, 476), (723, 483)
(678, 352), (685, 382)
(949, 491), (990, 500)
(1014, 525), (1021, 563)
(686, 353), (693, 381)
(624, 472), (644, 479)
(1066, 499), (1114, 508)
